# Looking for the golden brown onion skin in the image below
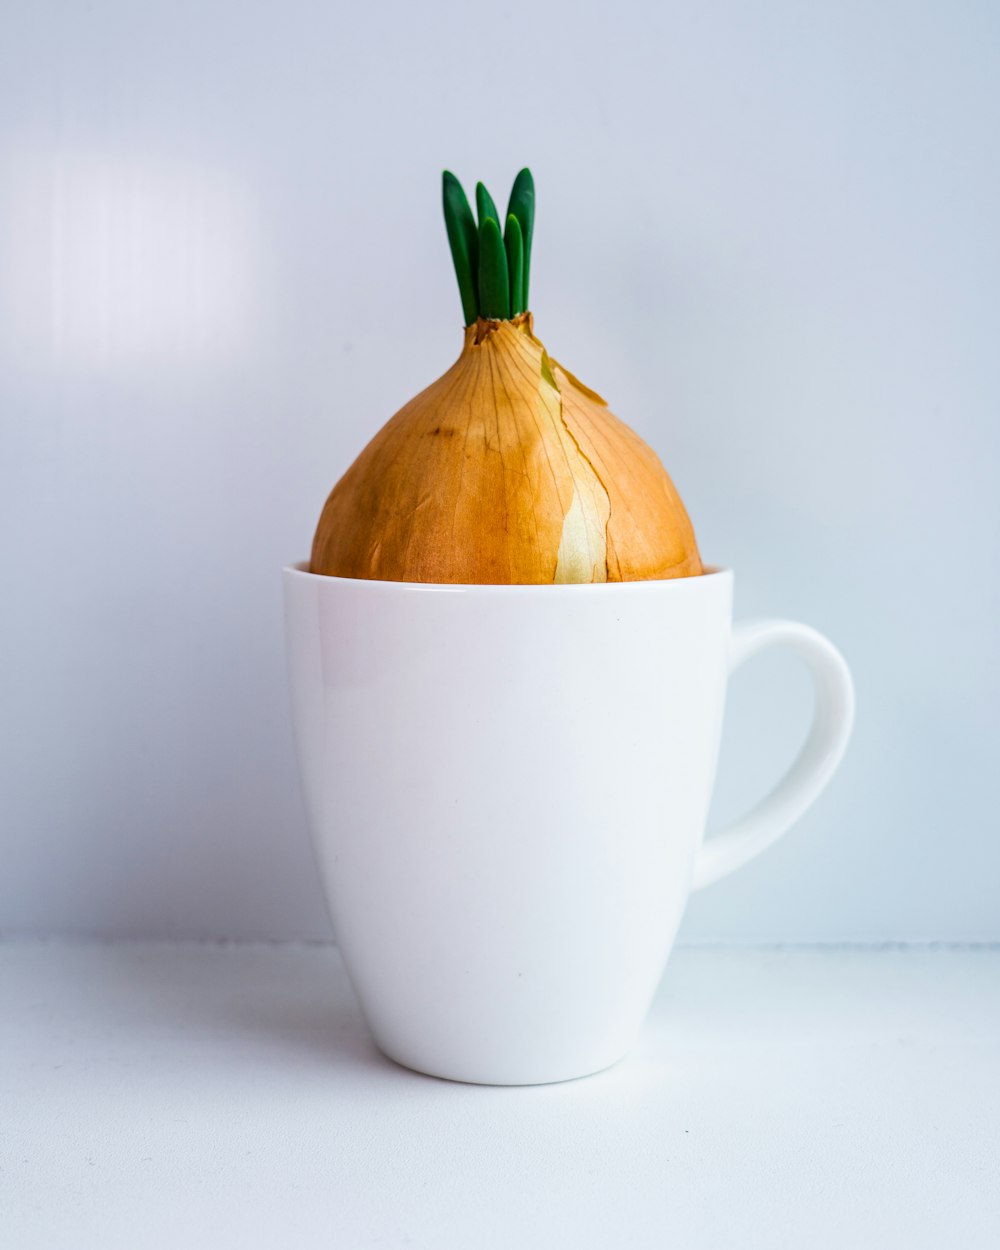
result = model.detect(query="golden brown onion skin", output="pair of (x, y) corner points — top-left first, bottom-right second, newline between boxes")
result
(310, 315), (701, 584)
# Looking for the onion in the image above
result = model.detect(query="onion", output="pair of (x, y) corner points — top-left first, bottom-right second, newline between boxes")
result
(311, 171), (702, 585)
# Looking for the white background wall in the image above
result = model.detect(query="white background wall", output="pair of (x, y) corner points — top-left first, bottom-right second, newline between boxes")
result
(2, 0), (997, 941)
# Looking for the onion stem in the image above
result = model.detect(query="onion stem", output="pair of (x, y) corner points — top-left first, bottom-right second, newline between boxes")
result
(478, 217), (510, 320)
(443, 169), (535, 323)
(506, 169), (535, 311)
(442, 172), (479, 326)
(504, 215), (524, 317)
(476, 182), (500, 229)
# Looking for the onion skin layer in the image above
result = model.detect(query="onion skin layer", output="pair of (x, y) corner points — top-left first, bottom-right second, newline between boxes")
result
(311, 314), (702, 585)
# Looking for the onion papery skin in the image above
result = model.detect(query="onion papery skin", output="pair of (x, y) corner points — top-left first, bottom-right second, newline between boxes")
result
(310, 314), (702, 585)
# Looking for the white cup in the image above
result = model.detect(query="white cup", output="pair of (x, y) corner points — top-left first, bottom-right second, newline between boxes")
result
(284, 565), (854, 1085)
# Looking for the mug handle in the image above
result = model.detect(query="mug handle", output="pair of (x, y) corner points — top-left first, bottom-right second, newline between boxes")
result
(692, 619), (855, 891)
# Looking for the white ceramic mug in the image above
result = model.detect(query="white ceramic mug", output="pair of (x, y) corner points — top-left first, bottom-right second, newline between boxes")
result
(284, 565), (853, 1085)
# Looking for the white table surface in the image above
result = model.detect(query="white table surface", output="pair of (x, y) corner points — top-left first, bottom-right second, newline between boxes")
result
(4, 942), (998, 1249)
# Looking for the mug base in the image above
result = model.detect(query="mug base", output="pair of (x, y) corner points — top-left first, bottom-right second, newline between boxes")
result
(372, 1039), (632, 1087)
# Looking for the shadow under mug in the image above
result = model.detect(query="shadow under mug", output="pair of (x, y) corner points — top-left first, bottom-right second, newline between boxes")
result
(284, 565), (854, 1085)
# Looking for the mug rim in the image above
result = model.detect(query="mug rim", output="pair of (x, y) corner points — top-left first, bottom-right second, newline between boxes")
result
(283, 561), (731, 593)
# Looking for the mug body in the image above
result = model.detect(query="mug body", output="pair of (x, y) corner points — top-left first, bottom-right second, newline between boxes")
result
(284, 567), (733, 1084)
